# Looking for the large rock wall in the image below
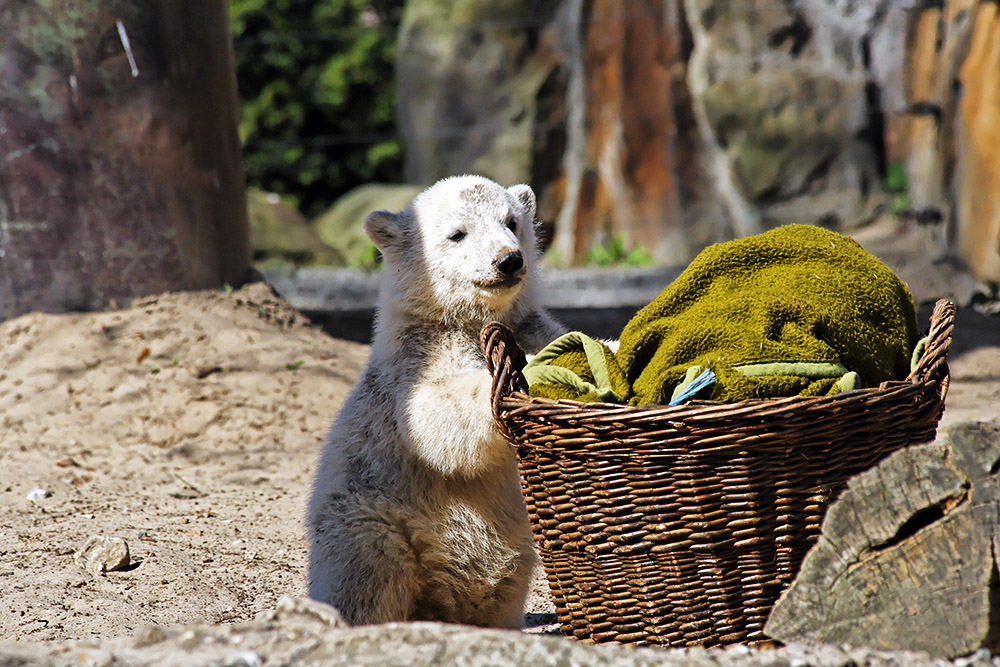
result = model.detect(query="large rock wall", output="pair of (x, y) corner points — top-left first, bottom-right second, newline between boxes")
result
(880, 0), (1000, 282)
(396, 0), (1000, 277)
(548, 0), (704, 265)
(954, 3), (1000, 282)
(685, 0), (884, 234)
(395, 0), (566, 192)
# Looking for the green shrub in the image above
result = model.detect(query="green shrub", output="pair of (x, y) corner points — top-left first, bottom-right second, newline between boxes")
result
(229, 0), (403, 217)
(583, 233), (654, 268)
(884, 161), (907, 193)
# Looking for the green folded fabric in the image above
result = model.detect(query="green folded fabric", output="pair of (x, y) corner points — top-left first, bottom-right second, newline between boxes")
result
(618, 224), (917, 405)
(524, 224), (918, 405)
(523, 332), (628, 402)
(670, 361), (859, 404)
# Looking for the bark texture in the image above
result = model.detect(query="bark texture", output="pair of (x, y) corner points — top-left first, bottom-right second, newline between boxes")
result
(0, 1), (249, 319)
(766, 419), (1000, 658)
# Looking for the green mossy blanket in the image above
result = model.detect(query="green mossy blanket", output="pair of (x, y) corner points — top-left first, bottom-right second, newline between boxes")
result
(526, 224), (919, 405)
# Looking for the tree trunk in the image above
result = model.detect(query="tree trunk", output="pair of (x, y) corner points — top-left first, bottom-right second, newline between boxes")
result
(0, 1), (250, 320)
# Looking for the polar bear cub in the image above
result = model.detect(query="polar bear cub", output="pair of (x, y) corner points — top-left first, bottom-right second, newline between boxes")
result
(307, 175), (564, 628)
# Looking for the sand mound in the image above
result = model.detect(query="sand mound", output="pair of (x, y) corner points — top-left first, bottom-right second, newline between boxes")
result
(0, 283), (368, 640)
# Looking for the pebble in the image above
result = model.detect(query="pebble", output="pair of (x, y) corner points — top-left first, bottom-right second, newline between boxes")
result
(232, 651), (262, 667)
(131, 626), (168, 648)
(26, 488), (51, 502)
(75, 536), (131, 574)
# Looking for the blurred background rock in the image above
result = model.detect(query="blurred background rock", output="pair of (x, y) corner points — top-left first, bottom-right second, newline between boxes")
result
(1, 0), (998, 319)
(232, 0), (1000, 286)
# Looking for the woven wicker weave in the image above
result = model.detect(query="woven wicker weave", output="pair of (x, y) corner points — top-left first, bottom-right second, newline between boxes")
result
(480, 299), (954, 647)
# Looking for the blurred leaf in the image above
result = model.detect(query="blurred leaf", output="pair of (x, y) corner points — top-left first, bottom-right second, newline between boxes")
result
(583, 233), (654, 268)
(885, 161), (907, 193)
(891, 193), (911, 216)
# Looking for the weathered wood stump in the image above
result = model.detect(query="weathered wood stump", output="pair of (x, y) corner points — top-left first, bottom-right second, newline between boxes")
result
(765, 419), (1000, 658)
(0, 1), (249, 319)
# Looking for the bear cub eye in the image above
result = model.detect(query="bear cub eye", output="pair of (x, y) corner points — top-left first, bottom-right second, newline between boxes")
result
(505, 215), (517, 233)
(448, 230), (466, 243)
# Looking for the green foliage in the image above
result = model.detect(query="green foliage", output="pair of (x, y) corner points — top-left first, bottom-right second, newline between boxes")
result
(583, 233), (654, 268)
(350, 241), (382, 270)
(890, 193), (911, 216)
(541, 246), (565, 268)
(229, 0), (403, 217)
(883, 161), (911, 217)
(884, 161), (907, 193)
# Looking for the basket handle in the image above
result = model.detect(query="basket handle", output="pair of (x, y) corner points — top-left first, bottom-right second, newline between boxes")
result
(906, 298), (954, 402)
(480, 322), (528, 423)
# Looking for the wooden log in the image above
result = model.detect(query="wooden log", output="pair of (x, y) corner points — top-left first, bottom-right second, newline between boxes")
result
(765, 419), (1000, 658)
(0, 1), (249, 319)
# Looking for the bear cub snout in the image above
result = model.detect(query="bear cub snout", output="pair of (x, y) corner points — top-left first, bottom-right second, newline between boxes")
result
(495, 250), (524, 276)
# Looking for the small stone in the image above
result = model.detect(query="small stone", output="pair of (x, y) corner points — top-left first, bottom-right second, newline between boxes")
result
(178, 629), (203, 649)
(132, 625), (168, 648)
(970, 648), (993, 661)
(75, 536), (130, 574)
(26, 488), (51, 502)
(190, 364), (222, 379)
(230, 651), (262, 667)
(260, 596), (347, 631)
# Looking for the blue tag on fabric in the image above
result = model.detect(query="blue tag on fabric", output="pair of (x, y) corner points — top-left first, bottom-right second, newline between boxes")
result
(669, 368), (717, 405)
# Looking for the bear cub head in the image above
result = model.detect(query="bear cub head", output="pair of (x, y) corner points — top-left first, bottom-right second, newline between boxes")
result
(365, 175), (541, 324)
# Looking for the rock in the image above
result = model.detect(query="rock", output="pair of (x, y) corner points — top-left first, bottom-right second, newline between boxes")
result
(765, 419), (1000, 658)
(954, 3), (1000, 282)
(246, 189), (343, 267)
(26, 488), (51, 502)
(395, 1), (564, 190)
(311, 183), (421, 268)
(885, 3), (971, 262)
(0, 596), (965, 666)
(550, 0), (705, 265)
(685, 0), (883, 233)
(885, 1), (1000, 281)
(390, 1), (1000, 278)
(254, 595), (347, 631)
(395, 0), (705, 265)
(75, 536), (131, 574)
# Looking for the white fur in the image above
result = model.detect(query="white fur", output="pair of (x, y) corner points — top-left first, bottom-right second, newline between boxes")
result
(307, 175), (565, 627)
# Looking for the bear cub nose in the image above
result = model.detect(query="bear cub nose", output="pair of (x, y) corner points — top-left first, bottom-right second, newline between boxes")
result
(494, 251), (524, 276)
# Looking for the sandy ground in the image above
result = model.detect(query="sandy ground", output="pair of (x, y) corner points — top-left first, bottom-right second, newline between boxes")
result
(1, 282), (997, 642)
(0, 284), (369, 640)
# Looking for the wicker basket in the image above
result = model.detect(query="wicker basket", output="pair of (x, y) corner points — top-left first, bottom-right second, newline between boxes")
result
(480, 299), (954, 647)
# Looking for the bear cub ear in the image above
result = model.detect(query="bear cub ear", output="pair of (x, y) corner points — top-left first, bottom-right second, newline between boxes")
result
(507, 184), (536, 222)
(364, 210), (407, 252)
